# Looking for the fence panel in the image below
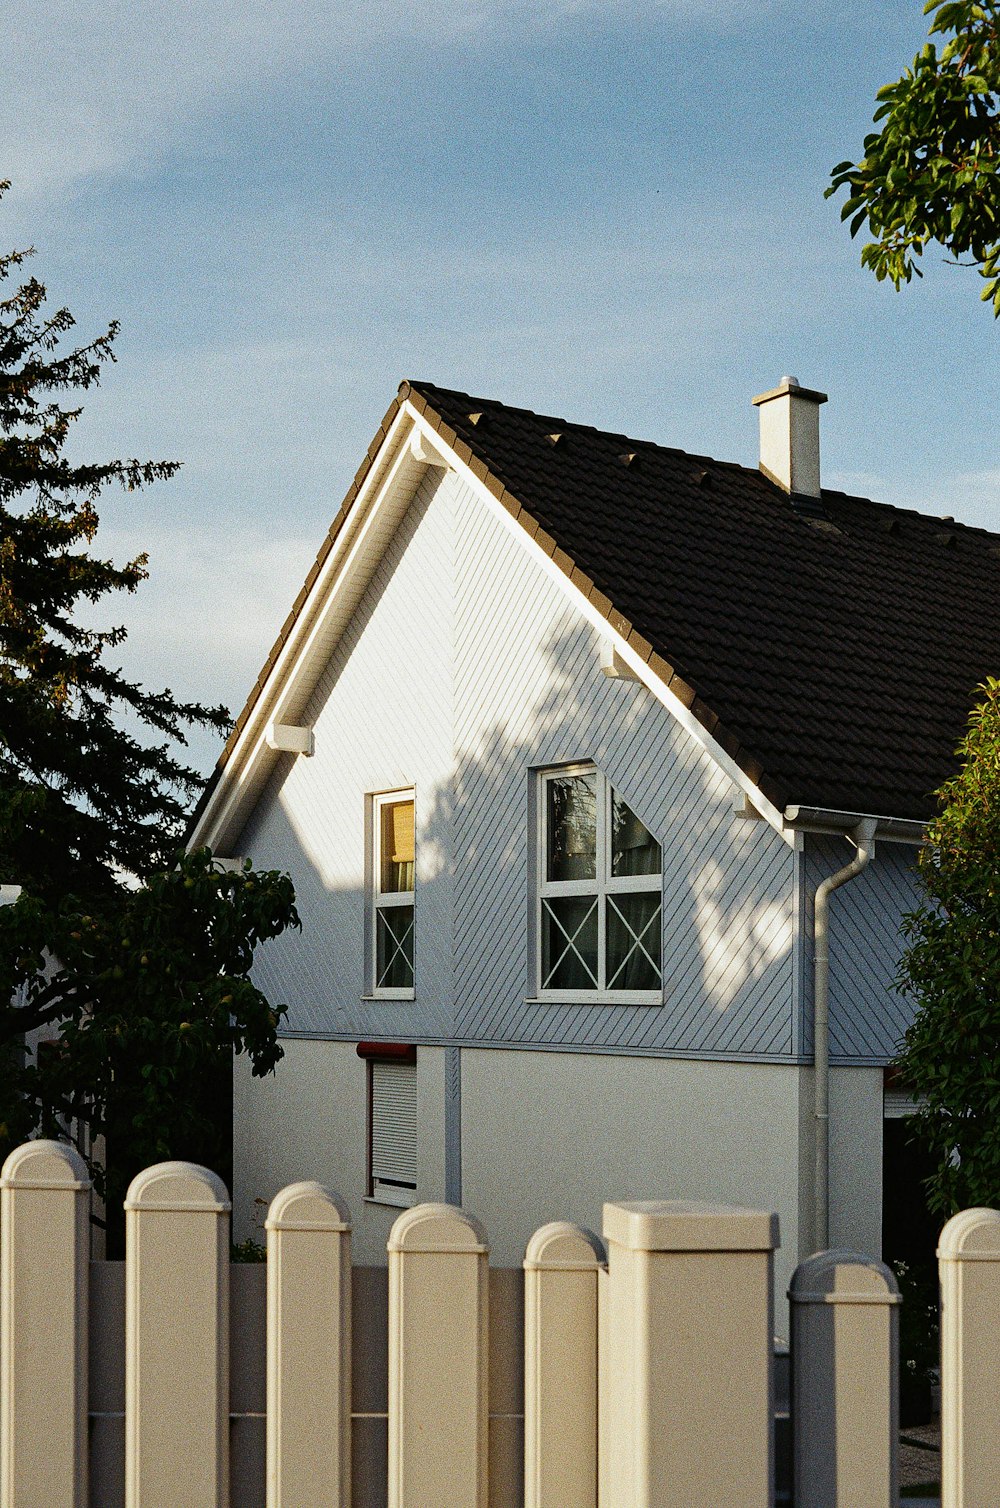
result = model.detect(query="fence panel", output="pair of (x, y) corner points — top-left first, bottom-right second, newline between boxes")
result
(523, 1222), (602, 1508)
(0, 1139), (90, 1508)
(231, 1262), (267, 1508)
(387, 1204), (489, 1508)
(939, 1207), (1000, 1508)
(90, 1260), (126, 1508)
(600, 1199), (777, 1508)
(125, 1161), (230, 1508)
(266, 1181), (352, 1508)
(488, 1266), (524, 1508)
(790, 1250), (899, 1507)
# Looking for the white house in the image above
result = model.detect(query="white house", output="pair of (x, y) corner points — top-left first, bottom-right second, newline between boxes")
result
(189, 376), (997, 1302)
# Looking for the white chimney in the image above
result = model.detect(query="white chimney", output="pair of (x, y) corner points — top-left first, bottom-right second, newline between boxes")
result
(751, 376), (828, 498)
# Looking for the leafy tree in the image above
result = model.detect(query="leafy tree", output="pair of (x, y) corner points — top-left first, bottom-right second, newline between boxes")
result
(827, 0), (1000, 315)
(0, 183), (299, 1233)
(0, 851), (298, 1247)
(896, 677), (1000, 1214)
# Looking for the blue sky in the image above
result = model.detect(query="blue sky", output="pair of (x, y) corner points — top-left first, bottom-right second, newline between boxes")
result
(3, 0), (996, 770)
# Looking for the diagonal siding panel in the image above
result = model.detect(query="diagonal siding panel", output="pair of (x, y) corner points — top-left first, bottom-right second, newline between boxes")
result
(236, 467), (802, 1061)
(236, 468), (456, 1042)
(802, 838), (922, 1061)
(452, 479), (797, 1057)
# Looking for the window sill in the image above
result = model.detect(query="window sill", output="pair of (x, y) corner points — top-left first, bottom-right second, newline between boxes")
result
(365, 1189), (417, 1211)
(360, 992), (416, 1002)
(525, 994), (664, 1007)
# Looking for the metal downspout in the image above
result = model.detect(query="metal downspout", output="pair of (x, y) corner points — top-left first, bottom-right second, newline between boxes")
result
(813, 818), (877, 1250)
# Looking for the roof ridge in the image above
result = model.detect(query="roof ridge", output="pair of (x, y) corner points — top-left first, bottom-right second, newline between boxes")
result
(408, 380), (1000, 542)
(405, 378), (764, 482)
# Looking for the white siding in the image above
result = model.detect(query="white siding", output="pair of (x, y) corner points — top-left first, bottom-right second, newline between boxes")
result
(237, 466), (455, 1042)
(236, 465), (799, 1058)
(450, 475), (797, 1056)
(802, 837), (923, 1062)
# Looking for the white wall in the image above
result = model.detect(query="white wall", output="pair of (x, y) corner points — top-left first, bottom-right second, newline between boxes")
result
(828, 1065), (884, 1258)
(233, 1040), (446, 1264)
(235, 1039), (886, 1319)
(461, 1047), (804, 1313)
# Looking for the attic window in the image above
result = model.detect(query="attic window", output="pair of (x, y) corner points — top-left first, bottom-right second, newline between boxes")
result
(537, 766), (662, 1002)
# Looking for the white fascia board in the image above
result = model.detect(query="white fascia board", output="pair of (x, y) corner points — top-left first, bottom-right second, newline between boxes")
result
(782, 806), (926, 845)
(427, 416), (794, 847)
(189, 404), (425, 853)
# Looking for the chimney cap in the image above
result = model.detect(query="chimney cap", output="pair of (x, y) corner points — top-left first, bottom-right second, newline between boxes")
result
(752, 377), (828, 408)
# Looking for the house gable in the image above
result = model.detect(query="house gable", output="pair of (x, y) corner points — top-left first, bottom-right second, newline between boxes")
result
(189, 393), (793, 859)
(234, 461), (800, 1058)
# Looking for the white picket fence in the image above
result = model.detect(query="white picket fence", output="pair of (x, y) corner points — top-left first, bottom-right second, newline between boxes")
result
(2, 1141), (1000, 1506)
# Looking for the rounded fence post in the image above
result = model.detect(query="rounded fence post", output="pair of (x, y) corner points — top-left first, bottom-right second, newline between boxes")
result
(790, 1249), (900, 1507)
(1, 1139), (91, 1508)
(524, 1221), (603, 1508)
(125, 1161), (230, 1508)
(939, 1207), (1000, 1507)
(387, 1203), (488, 1508)
(600, 1200), (777, 1508)
(266, 1181), (352, 1508)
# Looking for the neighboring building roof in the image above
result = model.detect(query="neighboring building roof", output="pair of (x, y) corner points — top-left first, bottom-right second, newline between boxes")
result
(211, 379), (1000, 825)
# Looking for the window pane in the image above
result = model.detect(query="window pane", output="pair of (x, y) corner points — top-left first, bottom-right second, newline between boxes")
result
(546, 773), (597, 881)
(380, 799), (415, 893)
(376, 904), (414, 989)
(541, 895), (598, 989)
(606, 893), (661, 991)
(611, 791), (661, 877)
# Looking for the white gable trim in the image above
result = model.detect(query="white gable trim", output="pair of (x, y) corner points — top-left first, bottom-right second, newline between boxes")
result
(190, 401), (793, 854)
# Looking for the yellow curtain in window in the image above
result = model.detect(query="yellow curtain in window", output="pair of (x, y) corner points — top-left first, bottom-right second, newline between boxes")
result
(387, 801), (414, 866)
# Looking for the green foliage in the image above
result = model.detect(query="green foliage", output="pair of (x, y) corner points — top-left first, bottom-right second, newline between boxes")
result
(0, 185), (300, 1225)
(231, 1236), (267, 1263)
(892, 1257), (940, 1395)
(897, 677), (1000, 1213)
(0, 180), (230, 900)
(0, 849), (299, 1214)
(827, 1), (1000, 314)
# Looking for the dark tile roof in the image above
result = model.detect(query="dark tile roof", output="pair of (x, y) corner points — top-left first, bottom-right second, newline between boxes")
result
(406, 380), (1000, 821)
(205, 379), (999, 830)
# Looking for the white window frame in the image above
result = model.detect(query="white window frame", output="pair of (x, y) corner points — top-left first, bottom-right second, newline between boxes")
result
(370, 789), (415, 1000)
(536, 763), (663, 1005)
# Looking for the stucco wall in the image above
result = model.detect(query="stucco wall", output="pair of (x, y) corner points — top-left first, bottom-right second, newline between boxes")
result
(456, 1048), (808, 1312)
(233, 1040), (446, 1264)
(234, 1041), (886, 1317)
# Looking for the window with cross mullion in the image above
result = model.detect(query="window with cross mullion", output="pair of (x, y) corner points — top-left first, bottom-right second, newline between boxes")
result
(372, 791), (415, 998)
(538, 765), (662, 1002)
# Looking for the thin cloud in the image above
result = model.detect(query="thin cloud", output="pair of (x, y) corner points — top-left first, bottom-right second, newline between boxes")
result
(80, 519), (319, 771)
(4, 0), (777, 197)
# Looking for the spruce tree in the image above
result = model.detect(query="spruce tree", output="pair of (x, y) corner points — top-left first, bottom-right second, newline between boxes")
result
(0, 189), (228, 900)
(0, 186), (298, 1239)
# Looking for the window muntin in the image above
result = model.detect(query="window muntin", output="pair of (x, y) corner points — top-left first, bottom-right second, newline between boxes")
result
(372, 791), (415, 997)
(538, 766), (662, 1001)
